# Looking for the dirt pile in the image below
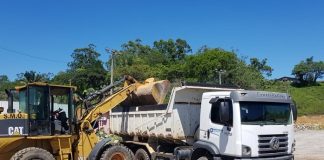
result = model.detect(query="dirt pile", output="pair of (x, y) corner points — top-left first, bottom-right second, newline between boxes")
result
(295, 115), (324, 131)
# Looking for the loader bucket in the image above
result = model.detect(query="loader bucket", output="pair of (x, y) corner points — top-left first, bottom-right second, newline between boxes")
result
(123, 78), (170, 106)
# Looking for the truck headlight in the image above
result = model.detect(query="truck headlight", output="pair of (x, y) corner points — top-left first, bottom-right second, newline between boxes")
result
(242, 145), (251, 157)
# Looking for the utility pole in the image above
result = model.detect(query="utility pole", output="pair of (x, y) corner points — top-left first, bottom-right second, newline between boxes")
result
(215, 69), (226, 85)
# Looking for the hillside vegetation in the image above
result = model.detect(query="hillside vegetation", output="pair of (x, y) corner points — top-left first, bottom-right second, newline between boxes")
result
(1, 39), (323, 116)
(266, 82), (324, 115)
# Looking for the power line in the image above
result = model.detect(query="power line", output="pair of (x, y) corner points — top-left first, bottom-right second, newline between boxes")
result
(0, 46), (68, 64)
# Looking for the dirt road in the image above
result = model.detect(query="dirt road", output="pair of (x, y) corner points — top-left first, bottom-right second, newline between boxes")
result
(295, 130), (324, 160)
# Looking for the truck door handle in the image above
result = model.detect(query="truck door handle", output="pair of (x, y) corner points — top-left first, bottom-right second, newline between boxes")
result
(207, 129), (210, 139)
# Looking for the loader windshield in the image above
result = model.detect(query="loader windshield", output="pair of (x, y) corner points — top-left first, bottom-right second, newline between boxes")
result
(240, 102), (292, 125)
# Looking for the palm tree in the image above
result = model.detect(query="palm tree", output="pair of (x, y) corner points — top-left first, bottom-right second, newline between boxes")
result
(17, 71), (52, 84)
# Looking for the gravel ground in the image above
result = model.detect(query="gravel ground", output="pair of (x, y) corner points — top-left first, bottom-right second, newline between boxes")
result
(294, 130), (324, 160)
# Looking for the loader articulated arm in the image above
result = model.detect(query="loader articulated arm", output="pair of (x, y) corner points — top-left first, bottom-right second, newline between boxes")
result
(83, 83), (137, 125)
(79, 75), (170, 132)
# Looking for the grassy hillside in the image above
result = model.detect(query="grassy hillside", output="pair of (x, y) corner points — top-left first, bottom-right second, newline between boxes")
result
(266, 82), (324, 115)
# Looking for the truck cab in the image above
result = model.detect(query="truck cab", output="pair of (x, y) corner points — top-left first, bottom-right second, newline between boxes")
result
(197, 90), (296, 160)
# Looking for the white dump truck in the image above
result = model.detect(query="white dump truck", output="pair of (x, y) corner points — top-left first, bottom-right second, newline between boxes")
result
(109, 85), (297, 160)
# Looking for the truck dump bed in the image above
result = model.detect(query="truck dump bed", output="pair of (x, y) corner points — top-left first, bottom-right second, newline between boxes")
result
(109, 86), (239, 144)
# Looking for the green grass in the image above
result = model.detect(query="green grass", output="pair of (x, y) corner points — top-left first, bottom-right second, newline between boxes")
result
(265, 82), (324, 115)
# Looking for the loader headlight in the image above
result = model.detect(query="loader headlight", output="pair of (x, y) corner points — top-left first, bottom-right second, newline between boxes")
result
(242, 145), (251, 157)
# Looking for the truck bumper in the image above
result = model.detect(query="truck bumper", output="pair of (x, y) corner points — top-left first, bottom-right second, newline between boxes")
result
(233, 154), (294, 160)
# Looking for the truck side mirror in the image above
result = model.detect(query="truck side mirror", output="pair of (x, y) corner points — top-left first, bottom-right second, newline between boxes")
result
(219, 100), (230, 125)
(0, 107), (4, 114)
(291, 103), (297, 122)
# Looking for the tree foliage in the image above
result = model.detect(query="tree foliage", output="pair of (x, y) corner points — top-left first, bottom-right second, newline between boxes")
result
(183, 48), (266, 89)
(54, 44), (107, 95)
(0, 75), (12, 100)
(153, 39), (191, 61)
(292, 57), (324, 85)
(17, 71), (53, 83)
(249, 58), (273, 77)
(1, 39), (276, 100)
(112, 40), (270, 89)
(113, 39), (191, 81)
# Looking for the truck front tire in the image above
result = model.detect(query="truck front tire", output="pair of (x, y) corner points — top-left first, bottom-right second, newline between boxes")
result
(135, 148), (150, 160)
(100, 145), (135, 160)
(191, 149), (213, 160)
(10, 147), (55, 160)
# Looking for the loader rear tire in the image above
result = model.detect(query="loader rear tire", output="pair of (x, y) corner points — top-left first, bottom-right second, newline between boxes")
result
(10, 147), (55, 160)
(100, 145), (135, 160)
(135, 148), (150, 160)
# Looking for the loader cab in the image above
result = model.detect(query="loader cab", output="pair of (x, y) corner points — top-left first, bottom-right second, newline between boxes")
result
(8, 83), (75, 136)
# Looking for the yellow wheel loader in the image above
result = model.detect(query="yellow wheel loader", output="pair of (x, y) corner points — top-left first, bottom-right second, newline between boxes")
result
(0, 75), (170, 160)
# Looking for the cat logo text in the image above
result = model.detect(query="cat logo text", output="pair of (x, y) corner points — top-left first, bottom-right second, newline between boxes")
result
(8, 127), (24, 135)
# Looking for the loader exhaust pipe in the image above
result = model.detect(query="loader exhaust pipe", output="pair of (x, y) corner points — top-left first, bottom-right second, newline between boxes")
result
(5, 89), (14, 113)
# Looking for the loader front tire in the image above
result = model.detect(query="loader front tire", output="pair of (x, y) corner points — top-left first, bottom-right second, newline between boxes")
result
(100, 145), (135, 160)
(10, 147), (55, 160)
(135, 148), (150, 160)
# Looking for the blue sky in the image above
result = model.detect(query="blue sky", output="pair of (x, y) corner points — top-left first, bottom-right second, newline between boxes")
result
(0, 0), (323, 80)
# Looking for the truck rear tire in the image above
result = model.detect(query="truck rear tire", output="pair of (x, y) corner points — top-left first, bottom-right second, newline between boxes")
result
(197, 157), (208, 160)
(191, 150), (213, 160)
(10, 147), (55, 160)
(100, 145), (135, 160)
(135, 148), (150, 160)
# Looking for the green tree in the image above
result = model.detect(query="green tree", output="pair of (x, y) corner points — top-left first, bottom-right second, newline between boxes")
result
(153, 39), (191, 61)
(0, 75), (11, 100)
(183, 48), (267, 89)
(113, 39), (191, 81)
(53, 44), (107, 94)
(117, 39), (160, 66)
(51, 71), (73, 85)
(249, 58), (273, 77)
(230, 61), (265, 89)
(292, 57), (324, 84)
(17, 71), (53, 83)
(0, 75), (9, 83)
(113, 40), (155, 81)
(313, 61), (324, 82)
(184, 48), (239, 83)
(0, 75), (23, 100)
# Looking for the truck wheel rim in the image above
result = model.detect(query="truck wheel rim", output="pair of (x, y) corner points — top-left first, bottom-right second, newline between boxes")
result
(136, 153), (145, 160)
(111, 152), (126, 160)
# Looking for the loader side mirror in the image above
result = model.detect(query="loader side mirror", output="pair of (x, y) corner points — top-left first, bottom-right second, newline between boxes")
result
(0, 107), (4, 114)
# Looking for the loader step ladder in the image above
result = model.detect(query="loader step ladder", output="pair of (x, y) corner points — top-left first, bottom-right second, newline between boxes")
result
(58, 137), (73, 160)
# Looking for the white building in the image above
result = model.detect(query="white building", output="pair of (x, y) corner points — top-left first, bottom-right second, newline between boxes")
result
(0, 101), (19, 113)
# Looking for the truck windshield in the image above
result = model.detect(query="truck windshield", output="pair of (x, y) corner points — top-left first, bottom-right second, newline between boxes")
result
(240, 102), (292, 125)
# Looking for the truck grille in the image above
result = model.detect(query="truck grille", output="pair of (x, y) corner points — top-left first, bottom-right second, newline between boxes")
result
(258, 134), (288, 157)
